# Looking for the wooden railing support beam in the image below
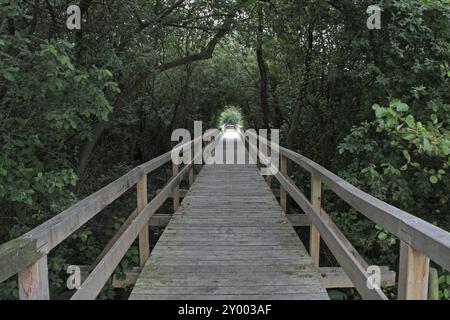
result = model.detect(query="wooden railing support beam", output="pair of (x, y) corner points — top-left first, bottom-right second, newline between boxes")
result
(280, 154), (288, 213)
(173, 163), (180, 211)
(266, 146), (272, 187)
(398, 241), (430, 300)
(310, 174), (321, 267)
(137, 175), (149, 267)
(427, 268), (439, 300)
(188, 144), (195, 187)
(18, 255), (49, 300)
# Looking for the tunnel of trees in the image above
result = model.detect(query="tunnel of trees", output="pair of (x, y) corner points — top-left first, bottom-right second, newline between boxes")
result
(0, 0), (449, 299)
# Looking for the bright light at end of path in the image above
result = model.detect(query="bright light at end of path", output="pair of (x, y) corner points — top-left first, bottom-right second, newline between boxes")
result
(224, 130), (239, 140)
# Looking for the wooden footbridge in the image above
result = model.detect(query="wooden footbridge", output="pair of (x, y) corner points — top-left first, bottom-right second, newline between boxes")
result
(1, 127), (449, 300)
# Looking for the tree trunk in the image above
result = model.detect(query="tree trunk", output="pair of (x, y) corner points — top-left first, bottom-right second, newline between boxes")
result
(256, 6), (270, 129)
(287, 27), (313, 150)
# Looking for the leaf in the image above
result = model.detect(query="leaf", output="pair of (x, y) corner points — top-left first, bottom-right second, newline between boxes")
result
(423, 138), (433, 153)
(374, 106), (387, 118)
(402, 150), (411, 163)
(390, 99), (409, 112)
(429, 176), (438, 184)
(405, 115), (415, 128)
(2, 70), (15, 81)
(378, 232), (387, 240)
(430, 114), (438, 124)
(104, 70), (113, 77)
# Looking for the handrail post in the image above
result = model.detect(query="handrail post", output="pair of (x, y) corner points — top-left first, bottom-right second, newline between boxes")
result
(18, 255), (50, 300)
(137, 174), (149, 267)
(398, 241), (430, 300)
(428, 268), (439, 300)
(280, 154), (288, 213)
(173, 163), (180, 211)
(188, 143), (194, 187)
(310, 174), (321, 267)
(266, 145), (272, 187)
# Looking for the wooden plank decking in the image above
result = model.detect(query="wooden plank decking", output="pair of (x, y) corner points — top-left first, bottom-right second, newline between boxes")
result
(129, 139), (329, 300)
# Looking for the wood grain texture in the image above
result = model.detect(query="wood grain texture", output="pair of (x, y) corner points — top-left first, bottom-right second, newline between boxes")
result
(241, 129), (387, 300)
(0, 238), (42, 283)
(248, 130), (450, 271)
(18, 255), (49, 300)
(280, 155), (288, 213)
(398, 241), (430, 300)
(310, 174), (321, 267)
(130, 136), (328, 300)
(137, 175), (149, 267)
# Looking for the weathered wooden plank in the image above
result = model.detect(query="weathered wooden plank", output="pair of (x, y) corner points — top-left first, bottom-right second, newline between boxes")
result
(164, 225), (296, 232)
(319, 267), (396, 289)
(188, 145), (194, 187)
(0, 238), (42, 283)
(130, 293), (328, 300)
(172, 163), (180, 211)
(310, 174), (321, 267)
(137, 175), (149, 267)
(398, 241), (430, 300)
(428, 268), (439, 300)
(131, 284), (327, 295)
(151, 245), (305, 252)
(149, 213), (310, 227)
(280, 154), (288, 212)
(151, 249), (307, 257)
(143, 264), (316, 274)
(18, 255), (49, 300)
(135, 278), (324, 289)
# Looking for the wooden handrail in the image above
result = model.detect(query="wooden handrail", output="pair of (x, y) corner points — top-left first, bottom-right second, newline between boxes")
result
(237, 129), (388, 299)
(0, 130), (219, 299)
(71, 133), (220, 299)
(71, 159), (195, 299)
(0, 238), (42, 283)
(238, 128), (450, 300)
(243, 129), (450, 271)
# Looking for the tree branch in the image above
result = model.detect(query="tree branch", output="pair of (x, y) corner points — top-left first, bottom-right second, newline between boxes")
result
(117, 0), (186, 52)
(156, 16), (234, 72)
(77, 14), (235, 178)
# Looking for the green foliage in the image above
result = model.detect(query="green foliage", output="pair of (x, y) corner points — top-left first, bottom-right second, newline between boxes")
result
(336, 0), (449, 299)
(438, 271), (450, 299)
(219, 107), (243, 126)
(0, 3), (119, 220)
(0, 1), (123, 300)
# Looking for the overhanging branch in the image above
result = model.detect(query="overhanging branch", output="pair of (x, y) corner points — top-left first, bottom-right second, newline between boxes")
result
(156, 16), (234, 72)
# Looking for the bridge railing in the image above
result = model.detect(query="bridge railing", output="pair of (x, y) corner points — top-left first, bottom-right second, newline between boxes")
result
(0, 131), (217, 300)
(238, 128), (450, 300)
